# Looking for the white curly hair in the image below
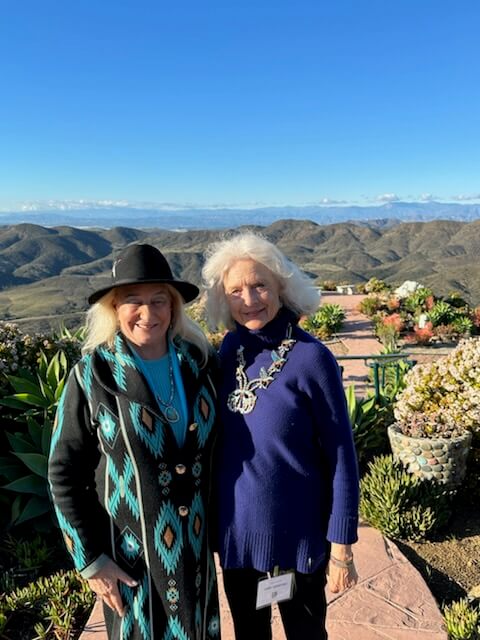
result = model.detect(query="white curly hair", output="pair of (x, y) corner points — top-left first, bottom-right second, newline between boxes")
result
(202, 231), (321, 330)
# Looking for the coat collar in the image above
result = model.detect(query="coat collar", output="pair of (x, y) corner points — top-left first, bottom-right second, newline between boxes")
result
(90, 332), (203, 421)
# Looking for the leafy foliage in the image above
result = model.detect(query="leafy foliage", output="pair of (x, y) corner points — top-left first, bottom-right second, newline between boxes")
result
(429, 300), (458, 327)
(360, 455), (452, 541)
(301, 303), (346, 338)
(0, 570), (94, 640)
(443, 598), (480, 640)
(345, 386), (392, 472)
(0, 350), (72, 531)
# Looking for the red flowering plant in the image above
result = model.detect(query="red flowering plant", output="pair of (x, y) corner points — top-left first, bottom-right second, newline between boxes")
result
(387, 297), (401, 311)
(404, 321), (434, 346)
(383, 313), (405, 333)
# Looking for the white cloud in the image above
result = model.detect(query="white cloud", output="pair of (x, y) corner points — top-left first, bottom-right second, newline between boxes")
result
(376, 193), (401, 203)
(451, 193), (480, 202)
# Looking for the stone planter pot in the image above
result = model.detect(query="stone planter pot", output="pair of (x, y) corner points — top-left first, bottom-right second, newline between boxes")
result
(387, 423), (472, 487)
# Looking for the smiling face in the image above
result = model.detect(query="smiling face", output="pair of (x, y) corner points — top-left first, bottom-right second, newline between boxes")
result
(114, 283), (172, 359)
(223, 259), (282, 330)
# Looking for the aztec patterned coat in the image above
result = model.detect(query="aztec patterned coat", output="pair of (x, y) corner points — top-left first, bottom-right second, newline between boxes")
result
(48, 333), (220, 640)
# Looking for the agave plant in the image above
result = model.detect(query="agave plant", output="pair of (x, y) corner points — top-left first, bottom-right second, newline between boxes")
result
(0, 350), (70, 530)
(345, 385), (394, 472)
(302, 303), (346, 338)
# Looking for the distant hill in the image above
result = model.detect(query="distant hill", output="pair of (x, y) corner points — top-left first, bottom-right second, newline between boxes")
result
(0, 219), (479, 333)
(1, 200), (480, 229)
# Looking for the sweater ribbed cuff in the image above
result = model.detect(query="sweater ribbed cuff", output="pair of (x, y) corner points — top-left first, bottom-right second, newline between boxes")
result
(327, 515), (359, 545)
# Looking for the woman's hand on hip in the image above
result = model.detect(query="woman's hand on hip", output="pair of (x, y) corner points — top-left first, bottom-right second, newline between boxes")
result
(88, 559), (138, 617)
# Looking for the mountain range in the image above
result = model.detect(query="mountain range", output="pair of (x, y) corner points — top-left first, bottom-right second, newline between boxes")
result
(2, 201), (480, 230)
(0, 218), (479, 333)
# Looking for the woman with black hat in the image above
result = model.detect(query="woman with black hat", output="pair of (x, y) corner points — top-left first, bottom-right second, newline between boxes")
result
(48, 243), (220, 640)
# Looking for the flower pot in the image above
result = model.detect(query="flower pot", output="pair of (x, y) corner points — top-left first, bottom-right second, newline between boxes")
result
(387, 424), (472, 488)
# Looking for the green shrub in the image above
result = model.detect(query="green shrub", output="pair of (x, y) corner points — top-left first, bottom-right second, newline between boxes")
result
(364, 277), (389, 293)
(452, 316), (474, 337)
(319, 279), (338, 291)
(443, 598), (480, 640)
(1, 533), (53, 574)
(304, 303), (346, 338)
(358, 296), (384, 318)
(345, 386), (393, 472)
(403, 288), (434, 314)
(360, 455), (451, 541)
(428, 300), (457, 327)
(0, 351), (71, 531)
(0, 323), (82, 381)
(0, 569), (95, 640)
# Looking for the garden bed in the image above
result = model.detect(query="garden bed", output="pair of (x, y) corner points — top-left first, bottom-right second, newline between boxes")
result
(400, 491), (480, 606)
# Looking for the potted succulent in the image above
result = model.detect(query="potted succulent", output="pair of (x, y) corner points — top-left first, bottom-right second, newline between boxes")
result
(388, 337), (480, 487)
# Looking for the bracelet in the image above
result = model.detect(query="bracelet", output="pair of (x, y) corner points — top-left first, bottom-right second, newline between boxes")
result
(329, 555), (354, 569)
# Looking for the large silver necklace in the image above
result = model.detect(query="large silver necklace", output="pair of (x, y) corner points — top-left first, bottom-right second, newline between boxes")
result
(227, 324), (296, 415)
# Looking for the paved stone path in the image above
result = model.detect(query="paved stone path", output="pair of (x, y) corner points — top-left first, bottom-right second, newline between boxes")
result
(80, 294), (447, 639)
(321, 292), (383, 396)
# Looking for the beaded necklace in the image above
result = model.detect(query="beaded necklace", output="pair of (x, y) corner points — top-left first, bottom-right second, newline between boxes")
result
(227, 324), (296, 415)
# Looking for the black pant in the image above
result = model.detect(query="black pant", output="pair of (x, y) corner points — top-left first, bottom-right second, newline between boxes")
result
(222, 566), (328, 640)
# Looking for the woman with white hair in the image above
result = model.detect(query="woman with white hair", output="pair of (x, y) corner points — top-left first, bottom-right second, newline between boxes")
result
(203, 233), (359, 640)
(49, 243), (220, 640)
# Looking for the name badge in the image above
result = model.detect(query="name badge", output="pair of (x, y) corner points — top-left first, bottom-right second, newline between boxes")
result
(255, 572), (295, 609)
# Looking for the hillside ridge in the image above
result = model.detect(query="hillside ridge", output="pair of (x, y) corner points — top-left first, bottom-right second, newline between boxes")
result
(0, 219), (479, 331)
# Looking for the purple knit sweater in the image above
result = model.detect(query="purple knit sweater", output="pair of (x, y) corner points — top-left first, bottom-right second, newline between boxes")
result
(216, 307), (359, 573)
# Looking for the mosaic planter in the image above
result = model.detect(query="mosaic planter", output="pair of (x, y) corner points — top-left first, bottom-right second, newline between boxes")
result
(387, 423), (472, 487)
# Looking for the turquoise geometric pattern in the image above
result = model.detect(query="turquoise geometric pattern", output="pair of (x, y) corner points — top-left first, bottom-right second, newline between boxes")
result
(96, 404), (119, 449)
(166, 578), (180, 612)
(107, 453), (140, 520)
(193, 386), (215, 448)
(117, 526), (143, 567)
(176, 340), (199, 378)
(188, 492), (205, 561)
(192, 461), (202, 479)
(80, 354), (93, 401)
(98, 336), (139, 392)
(54, 506), (87, 570)
(162, 615), (189, 640)
(129, 401), (165, 458)
(208, 614), (220, 637)
(120, 573), (150, 640)
(50, 383), (67, 454)
(154, 501), (184, 576)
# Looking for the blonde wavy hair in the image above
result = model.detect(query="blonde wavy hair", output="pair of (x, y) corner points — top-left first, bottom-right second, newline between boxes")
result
(202, 231), (321, 330)
(82, 284), (210, 364)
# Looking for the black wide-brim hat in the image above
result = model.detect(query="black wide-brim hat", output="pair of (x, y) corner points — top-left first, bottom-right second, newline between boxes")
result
(88, 243), (199, 305)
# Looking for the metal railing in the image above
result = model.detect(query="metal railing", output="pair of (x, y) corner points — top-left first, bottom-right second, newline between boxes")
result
(335, 353), (417, 398)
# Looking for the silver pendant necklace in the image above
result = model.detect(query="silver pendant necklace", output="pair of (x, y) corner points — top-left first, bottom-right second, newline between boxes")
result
(155, 352), (180, 423)
(227, 324), (296, 415)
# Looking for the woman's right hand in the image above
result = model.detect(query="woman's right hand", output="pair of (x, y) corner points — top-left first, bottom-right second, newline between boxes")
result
(87, 559), (138, 617)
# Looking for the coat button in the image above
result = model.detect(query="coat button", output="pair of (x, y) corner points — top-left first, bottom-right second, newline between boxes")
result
(178, 505), (189, 517)
(189, 422), (198, 431)
(175, 464), (187, 475)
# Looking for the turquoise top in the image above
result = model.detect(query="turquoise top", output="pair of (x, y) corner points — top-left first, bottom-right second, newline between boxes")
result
(130, 341), (188, 447)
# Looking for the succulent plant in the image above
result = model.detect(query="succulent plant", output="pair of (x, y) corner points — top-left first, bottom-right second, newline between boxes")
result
(394, 338), (480, 438)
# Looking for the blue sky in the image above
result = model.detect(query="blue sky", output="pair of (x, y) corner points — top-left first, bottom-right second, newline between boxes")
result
(1, 0), (479, 210)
